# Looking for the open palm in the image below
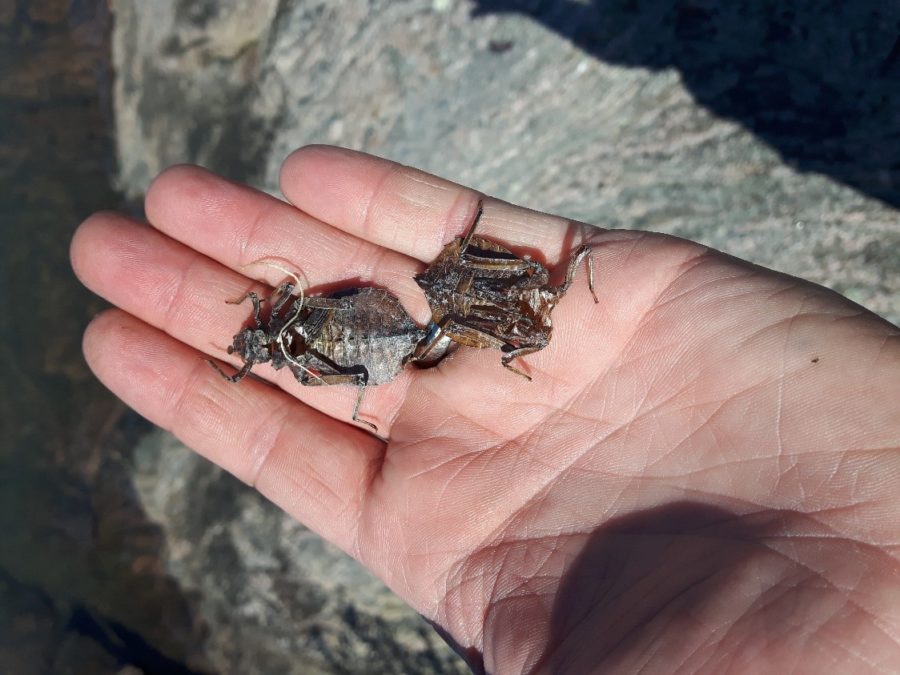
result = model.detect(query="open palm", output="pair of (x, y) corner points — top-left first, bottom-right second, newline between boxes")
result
(72, 146), (900, 674)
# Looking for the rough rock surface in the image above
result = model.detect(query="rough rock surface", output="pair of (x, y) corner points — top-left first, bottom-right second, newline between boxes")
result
(113, 0), (899, 322)
(133, 430), (467, 674)
(108, 0), (900, 672)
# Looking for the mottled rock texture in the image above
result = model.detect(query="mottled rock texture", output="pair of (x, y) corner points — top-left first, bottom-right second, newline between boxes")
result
(113, 0), (899, 321)
(107, 0), (899, 672)
(133, 430), (467, 674)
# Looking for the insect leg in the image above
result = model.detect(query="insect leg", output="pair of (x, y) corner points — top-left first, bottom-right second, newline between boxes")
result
(298, 367), (378, 433)
(557, 245), (598, 303)
(426, 316), (536, 379)
(500, 346), (546, 381)
(206, 358), (254, 383)
(459, 254), (540, 276)
(271, 283), (298, 315)
(226, 291), (265, 327)
(350, 376), (377, 433)
(459, 199), (485, 254)
(434, 316), (508, 351)
(302, 296), (354, 310)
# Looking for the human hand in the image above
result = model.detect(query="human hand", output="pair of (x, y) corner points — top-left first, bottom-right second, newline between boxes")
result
(71, 146), (900, 674)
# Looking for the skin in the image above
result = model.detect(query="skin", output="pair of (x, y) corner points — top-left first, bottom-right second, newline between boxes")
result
(71, 146), (900, 674)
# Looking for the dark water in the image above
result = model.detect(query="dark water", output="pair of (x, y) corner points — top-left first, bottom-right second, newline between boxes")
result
(0, 3), (208, 672)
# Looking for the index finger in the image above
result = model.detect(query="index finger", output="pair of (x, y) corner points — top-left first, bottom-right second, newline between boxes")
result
(279, 145), (590, 264)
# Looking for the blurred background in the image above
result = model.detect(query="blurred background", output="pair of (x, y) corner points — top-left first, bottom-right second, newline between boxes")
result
(1, 0), (898, 672)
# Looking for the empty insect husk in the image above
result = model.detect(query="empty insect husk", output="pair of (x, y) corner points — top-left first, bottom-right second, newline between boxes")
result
(413, 201), (597, 379)
(210, 276), (425, 433)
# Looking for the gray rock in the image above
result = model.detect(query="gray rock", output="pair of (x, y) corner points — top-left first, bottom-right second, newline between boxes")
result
(133, 429), (467, 674)
(112, 0), (899, 324)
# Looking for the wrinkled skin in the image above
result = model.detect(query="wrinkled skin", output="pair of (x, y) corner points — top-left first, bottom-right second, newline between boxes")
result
(71, 146), (900, 674)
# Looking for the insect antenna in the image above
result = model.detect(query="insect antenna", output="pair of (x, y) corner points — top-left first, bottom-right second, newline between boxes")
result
(272, 273), (328, 386)
(238, 258), (326, 384)
(239, 259), (304, 310)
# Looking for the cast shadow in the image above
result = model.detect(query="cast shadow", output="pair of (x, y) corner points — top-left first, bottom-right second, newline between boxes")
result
(474, 0), (900, 208)
(541, 501), (781, 672)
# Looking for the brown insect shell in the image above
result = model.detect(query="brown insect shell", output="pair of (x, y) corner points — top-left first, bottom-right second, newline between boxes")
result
(460, 237), (550, 280)
(415, 235), (552, 325)
(277, 306), (318, 353)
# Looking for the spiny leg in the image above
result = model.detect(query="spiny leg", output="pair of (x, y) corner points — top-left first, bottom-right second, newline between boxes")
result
(459, 251), (542, 276)
(429, 315), (509, 351)
(206, 358), (253, 383)
(556, 245), (598, 303)
(459, 199), (485, 255)
(424, 315), (534, 380)
(501, 345), (546, 381)
(351, 378), (377, 434)
(226, 291), (264, 327)
(270, 282), (298, 316)
(298, 369), (378, 433)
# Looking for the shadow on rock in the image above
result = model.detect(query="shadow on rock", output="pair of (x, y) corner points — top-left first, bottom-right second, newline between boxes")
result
(474, 0), (900, 207)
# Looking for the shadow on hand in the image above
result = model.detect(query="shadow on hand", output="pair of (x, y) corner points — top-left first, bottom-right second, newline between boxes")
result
(474, 0), (900, 207)
(541, 501), (788, 672)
